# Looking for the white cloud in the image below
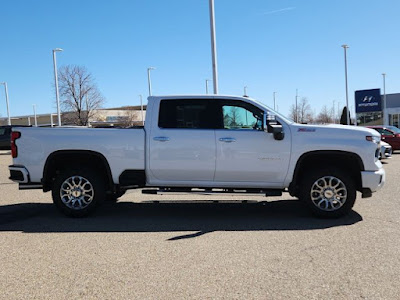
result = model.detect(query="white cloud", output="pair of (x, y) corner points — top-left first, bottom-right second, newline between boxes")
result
(262, 7), (296, 15)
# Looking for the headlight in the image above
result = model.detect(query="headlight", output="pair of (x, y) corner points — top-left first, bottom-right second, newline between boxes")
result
(366, 136), (381, 144)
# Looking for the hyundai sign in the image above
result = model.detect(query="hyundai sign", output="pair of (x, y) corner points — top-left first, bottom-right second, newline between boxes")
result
(355, 89), (382, 113)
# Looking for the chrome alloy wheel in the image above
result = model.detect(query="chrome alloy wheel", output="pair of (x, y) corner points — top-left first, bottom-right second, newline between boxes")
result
(310, 176), (347, 211)
(60, 176), (94, 210)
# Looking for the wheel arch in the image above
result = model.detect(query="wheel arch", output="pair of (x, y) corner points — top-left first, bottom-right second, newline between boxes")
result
(288, 150), (365, 196)
(42, 150), (114, 192)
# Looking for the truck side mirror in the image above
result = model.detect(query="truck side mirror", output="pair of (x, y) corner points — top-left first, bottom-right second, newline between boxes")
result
(264, 113), (284, 140)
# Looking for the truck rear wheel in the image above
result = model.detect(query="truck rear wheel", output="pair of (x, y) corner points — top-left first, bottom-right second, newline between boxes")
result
(52, 167), (105, 217)
(299, 168), (356, 218)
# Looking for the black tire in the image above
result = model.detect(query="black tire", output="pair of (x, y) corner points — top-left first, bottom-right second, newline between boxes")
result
(106, 190), (126, 202)
(52, 166), (106, 217)
(299, 168), (356, 218)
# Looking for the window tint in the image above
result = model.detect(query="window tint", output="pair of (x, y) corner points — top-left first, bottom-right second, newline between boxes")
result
(158, 100), (216, 129)
(222, 104), (263, 130)
(382, 129), (394, 136)
(386, 126), (400, 134)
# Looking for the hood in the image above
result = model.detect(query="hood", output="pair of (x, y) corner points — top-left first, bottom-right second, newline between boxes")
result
(292, 123), (381, 139)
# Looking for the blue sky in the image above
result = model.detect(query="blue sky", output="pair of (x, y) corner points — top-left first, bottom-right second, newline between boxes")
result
(1, 0), (399, 118)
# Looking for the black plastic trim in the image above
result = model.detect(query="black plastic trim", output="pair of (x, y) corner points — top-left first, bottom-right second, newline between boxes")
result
(289, 150), (365, 196)
(9, 169), (24, 181)
(119, 170), (146, 187)
(42, 150), (114, 192)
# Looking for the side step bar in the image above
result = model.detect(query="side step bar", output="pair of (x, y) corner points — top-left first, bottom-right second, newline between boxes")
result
(19, 184), (43, 190)
(142, 188), (283, 197)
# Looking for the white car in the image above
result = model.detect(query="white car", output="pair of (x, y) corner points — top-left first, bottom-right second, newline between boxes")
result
(379, 141), (392, 159)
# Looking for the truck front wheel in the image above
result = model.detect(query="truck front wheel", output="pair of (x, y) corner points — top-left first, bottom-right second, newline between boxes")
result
(52, 167), (105, 217)
(299, 168), (356, 218)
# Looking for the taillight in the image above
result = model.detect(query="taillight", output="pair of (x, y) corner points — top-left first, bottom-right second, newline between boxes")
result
(11, 131), (21, 158)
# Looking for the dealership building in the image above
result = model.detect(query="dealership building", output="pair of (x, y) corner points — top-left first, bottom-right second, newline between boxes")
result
(355, 89), (400, 127)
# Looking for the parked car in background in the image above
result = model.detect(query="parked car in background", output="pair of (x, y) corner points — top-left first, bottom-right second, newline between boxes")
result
(0, 125), (31, 150)
(367, 126), (400, 151)
(0, 126), (12, 150)
(379, 141), (392, 159)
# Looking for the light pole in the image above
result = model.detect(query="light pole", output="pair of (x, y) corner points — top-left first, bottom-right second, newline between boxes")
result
(295, 89), (299, 122)
(209, 0), (219, 94)
(341, 44), (350, 125)
(147, 67), (155, 96)
(243, 86), (248, 97)
(205, 79), (211, 94)
(382, 73), (387, 125)
(33, 104), (37, 127)
(273, 92), (277, 110)
(139, 94), (144, 126)
(0, 82), (11, 125)
(86, 94), (90, 127)
(52, 48), (63, 126)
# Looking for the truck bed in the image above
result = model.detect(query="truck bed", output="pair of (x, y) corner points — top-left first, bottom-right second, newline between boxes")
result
(13, 127), (145, 184)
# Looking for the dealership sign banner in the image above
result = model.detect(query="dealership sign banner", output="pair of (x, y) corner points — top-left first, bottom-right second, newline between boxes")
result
(355, 89), (382, 113)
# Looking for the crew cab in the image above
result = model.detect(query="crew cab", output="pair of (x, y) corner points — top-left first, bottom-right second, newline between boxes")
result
(8, 95), (385, 218)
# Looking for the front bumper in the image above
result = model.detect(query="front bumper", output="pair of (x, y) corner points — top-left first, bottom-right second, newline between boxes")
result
(361, 168), (385, 195)
(384, 146), (393, 158)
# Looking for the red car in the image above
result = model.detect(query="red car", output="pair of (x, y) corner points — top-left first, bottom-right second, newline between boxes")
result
(367, 125), (400, 150)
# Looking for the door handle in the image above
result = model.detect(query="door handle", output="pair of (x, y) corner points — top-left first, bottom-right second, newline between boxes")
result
(219, 137), (236, 143)
(153, 136), (170, 142)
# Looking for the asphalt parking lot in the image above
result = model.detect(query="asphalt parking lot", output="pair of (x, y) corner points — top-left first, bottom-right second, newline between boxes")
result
(0, 151), (399, 299)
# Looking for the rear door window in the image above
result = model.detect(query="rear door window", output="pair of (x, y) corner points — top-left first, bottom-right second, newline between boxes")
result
(158, 99), (218, 129)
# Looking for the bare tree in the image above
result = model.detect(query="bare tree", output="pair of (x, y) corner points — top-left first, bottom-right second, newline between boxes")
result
(298, 98), (314, 123)
(289, 98), (313, 123)
(288, 104), (299, 123)
(120, 109), (142, 127)
(58, 65), (105, 125)
(316, 105), (334, 124)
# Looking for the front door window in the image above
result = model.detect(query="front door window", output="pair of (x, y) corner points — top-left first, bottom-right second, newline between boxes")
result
(222, 105), (263, 131)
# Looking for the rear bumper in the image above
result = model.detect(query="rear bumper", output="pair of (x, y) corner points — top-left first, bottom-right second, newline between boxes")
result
(9, 165), (29, 183)
(9, 165), (43, 189)
(361, 168), (385, 195)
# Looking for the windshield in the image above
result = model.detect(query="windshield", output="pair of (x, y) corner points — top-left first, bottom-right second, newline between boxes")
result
(386, 126), (400, 134)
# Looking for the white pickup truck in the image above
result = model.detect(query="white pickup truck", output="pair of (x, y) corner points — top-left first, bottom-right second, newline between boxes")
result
(9, 95), (385, 218)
